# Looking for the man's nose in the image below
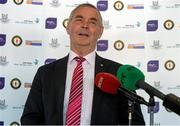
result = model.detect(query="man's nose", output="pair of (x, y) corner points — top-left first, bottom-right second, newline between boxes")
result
(81, 21), (89, 28)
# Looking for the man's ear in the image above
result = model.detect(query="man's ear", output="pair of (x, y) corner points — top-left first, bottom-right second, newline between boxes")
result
(66, 20), (70, 34)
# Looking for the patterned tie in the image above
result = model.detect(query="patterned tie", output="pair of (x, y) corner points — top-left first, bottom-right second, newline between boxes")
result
(66, 57), (85, 125)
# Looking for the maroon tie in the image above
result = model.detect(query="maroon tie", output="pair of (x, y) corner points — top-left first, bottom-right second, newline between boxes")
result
(66, 57), (85, 125)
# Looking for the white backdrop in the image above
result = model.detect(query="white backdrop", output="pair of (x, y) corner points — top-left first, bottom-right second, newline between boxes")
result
(0, 0), (180, 125)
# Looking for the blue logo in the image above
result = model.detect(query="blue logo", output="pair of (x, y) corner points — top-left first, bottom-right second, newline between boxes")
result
(97, 40), (108, 51)
(147, 60), (159, 72)
(45, 18), (57, 29)
(97, 0), (108, 11)
(0, 0), (7, 4)
(0, 34), (6, 46)
(148, 101), (159, 113)
(0, 77), (5, 89)
(45, 58), (56, 64)
(147, 20), (158, 31)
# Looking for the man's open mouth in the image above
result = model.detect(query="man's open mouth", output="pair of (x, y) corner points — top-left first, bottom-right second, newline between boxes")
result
(78, 33), (89, 37)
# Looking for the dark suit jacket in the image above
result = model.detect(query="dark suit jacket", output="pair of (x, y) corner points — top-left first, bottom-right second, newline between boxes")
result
(21, 54), (145, 125)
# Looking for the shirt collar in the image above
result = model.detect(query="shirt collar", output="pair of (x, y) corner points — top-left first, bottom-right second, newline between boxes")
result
(68, 50), (96, 65)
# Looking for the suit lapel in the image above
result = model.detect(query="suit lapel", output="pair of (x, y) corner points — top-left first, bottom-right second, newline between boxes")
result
(91, 54), (106, 124)
(53, 55), (69, 124)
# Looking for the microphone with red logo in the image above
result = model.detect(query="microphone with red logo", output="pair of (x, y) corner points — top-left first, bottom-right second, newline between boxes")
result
(95, 72), (149, 106)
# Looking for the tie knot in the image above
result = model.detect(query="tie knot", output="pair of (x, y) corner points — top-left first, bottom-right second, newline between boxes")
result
(75, 57), (85, 63)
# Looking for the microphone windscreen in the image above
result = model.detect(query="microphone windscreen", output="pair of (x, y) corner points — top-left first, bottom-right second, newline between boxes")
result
(116, 65), (145, 90)
(95, 72), (120, 94)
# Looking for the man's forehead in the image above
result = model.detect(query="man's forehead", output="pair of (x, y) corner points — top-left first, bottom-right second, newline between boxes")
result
(74, 6), (98, 15)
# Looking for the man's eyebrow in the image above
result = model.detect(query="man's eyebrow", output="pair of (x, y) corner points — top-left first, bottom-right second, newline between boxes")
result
(89, 17), (98, 22)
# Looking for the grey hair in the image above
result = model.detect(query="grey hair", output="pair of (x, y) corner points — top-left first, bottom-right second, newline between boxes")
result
(68, 3), (103, 26)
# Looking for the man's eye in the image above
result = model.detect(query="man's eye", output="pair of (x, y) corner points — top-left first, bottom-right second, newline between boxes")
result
(89, 21), (97, 25)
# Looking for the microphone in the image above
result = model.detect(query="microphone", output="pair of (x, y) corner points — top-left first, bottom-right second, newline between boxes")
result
(116, 65), (165, 99)
(95, 72), (149, 106)
(116, 64), (180, 115)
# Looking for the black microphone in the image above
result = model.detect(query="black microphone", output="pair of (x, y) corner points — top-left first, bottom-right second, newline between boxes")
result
(117, 64), (180, 115)
(95, 72), (149, 106)
(163, 93), (180, 114)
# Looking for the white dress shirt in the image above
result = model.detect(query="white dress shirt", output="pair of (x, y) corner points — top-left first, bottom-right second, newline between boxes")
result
(63, 50), (95, 125)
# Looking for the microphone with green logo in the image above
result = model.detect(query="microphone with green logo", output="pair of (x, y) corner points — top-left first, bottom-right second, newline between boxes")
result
(116, 64), (180, 116)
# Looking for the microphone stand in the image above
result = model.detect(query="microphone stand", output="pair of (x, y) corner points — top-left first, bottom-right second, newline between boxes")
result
(128, 100), (134, 126)
(117, 88), (149, 126)
(148, 95), (155, 126)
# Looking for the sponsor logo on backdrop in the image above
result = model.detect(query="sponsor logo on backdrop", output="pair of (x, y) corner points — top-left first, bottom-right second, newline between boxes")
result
(127, 4), (144, 9)
(12, 35), (23, 47)
(147, 20), (158, 31)
(0, 56), (8, 66)
(62, 18), (68, 28)
(24, 82), (32, 88)
(25, 40), (42, 46)
(10, 78), (21, 89)
(151, 40), (162, 49)
(14, 59), (39, 66)
(167, 43), (180, 49)
(0, 0), (7, 4)
(151, 0), (161, 9)
(34, 18), (40, 23)
(12, 104), (24, 110)
(167, 85), (180, 90)
(50, 0), (61, 7)
(0, 34), (6, 46)
(49, 38), (60, 48)
(0, 77), (5, 90)
(15, 18), (40, 24)
(131, 62), (141, 68)
(114, 1), (124, 11)
(148, 101), (159, 113)
(45, 17), (57, 29)
(97, 40), (108, 51)
(154, 81), (162, 90)
(147, 60), (159, 72)
(45, 58), (56, 65)
(114, 40), (124, 51)
(10, 121), (20, 126)
(166, 3), (180, 9)
(97, 0), (108, 11)
(26, 0), (43, 5)
(128, 43), (144, 49)
(65, 3), (79, 8)
(116, 21), (141, 29)
(164, 19), (174, 30)
(164, 60), (175, 71)
(13, 0), (24, 5)
(136, 62), (141, 67)
(103, 20), (112, 29)
(0, 14), (10, 23)
(0, 99), (8, 110)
